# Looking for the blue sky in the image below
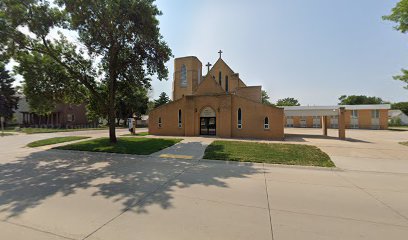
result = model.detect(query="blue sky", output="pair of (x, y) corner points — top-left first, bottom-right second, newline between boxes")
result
(150, 0), (408, 105)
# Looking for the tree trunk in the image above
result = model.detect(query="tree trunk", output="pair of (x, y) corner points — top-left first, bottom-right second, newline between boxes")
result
(108, 74), (117, 143)
(107, 43), (119, 143)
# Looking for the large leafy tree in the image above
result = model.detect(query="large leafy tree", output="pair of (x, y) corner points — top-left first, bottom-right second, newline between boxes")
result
(0, 63), (19, 122)
(276, 97), (300, 106)
(0, 0), (172, 143)
(338, 95), (385, 105)
(392, 102), (408, 115)
(384, 0), (408, 88)
(154, 92), (170, 108)
(16, 52), (86, 116)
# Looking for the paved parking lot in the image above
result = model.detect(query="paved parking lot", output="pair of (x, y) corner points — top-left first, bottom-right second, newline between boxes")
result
(0, 128), (408, 239)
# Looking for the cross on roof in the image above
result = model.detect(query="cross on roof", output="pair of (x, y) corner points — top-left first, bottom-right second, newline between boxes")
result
(206, 62), (212, 73)
(218, 50), (223, 58)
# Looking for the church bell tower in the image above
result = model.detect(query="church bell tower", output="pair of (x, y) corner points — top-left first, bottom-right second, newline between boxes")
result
(173, 56), (202, 101)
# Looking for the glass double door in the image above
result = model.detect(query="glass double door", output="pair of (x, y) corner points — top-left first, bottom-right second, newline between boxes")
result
(200, 117), (216, 135)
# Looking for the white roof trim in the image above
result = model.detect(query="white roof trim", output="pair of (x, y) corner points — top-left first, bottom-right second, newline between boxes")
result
(283, 104), (391, 117)
(284, 104), (391, 111)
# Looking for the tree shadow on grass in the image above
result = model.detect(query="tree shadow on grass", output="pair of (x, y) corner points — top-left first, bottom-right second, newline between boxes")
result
(202, 143), (232, 160)
(0, 147), (262, 219)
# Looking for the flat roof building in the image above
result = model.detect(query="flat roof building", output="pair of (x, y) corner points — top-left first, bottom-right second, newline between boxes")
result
(284, 105), (390, 130)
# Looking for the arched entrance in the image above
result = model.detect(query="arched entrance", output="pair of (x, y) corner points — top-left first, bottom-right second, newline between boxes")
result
(200, 107), (216, 135)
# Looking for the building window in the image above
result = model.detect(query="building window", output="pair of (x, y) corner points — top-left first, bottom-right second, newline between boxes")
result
(351, 110), (358, 118)
(180, 64), (187, 87)
(219, 71), (222, 85)
(67, 114), (75, 122)
(371, 110), (380, 119)
(237, 108), (242, 129)
(264, 117), (269, 129)
(225, 75), (229, 92)
(178, 109), (182, 128)
(158, 117), (162, 128)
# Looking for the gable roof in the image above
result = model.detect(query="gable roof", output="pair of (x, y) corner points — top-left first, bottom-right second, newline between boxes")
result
(194, 74), (225, 95)
(212, 58), (236, 74)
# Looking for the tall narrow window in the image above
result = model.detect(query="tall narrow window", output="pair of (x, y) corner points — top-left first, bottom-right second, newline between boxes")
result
(264, 117), (269, 129)
(178, 109), (182, 128)
(158, 117), (162, 128)
(180, 64), (187, 87)
(225, 75), (229, 92)
(237, 108), (242, 129)
(219, 71), (222, 85)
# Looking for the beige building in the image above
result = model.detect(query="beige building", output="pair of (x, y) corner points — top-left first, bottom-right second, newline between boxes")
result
(284, 105), (390, 130)
(149, 53), (285, 139)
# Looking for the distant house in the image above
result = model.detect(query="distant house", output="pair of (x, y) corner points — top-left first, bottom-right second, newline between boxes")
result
(13, 96), (91, 128)
(389, 110), (408, 126)
(136, 115), (149, 127)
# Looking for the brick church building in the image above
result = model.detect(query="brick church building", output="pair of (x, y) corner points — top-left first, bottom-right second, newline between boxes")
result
(148, 52), (285, 139)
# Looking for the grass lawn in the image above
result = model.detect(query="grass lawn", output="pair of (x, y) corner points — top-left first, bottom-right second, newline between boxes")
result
(121, 132), (149, 136)
(55, 137), (182, 155)
(21, 127), (108, 134)
(27, 136), (91, 147)
(0, 132), (15, 137)
(389, 126), (408, 131)
(4, 127), (109, 134)
(203, 140), (334, 167)
(399, 142), (408, 146)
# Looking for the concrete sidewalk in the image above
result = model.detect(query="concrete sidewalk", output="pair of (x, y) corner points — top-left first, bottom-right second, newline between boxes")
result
(1, 129), (408, 239)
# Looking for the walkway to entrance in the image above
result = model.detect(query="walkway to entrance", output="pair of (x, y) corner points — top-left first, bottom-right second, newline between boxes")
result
(151, 137), (215, 159)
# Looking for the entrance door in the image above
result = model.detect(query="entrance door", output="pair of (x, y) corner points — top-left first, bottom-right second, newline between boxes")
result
(371, 110), (380, 129)
(330, 116), (338, 128)
(350, 110), (359, 129)
(286, 117), (294, 127)
(200, 117), (216, 135)
(312, 116), (321, 128)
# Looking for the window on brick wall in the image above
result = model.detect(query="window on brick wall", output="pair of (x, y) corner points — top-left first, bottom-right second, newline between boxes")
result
(180, 64), (187, 87)
(178, 109), (182, 128)
(264, 117), (269, 129)
(237, 108), (242, 129)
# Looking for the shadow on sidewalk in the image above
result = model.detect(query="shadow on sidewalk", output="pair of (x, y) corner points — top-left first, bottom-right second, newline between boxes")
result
(0, 149), (261, 218)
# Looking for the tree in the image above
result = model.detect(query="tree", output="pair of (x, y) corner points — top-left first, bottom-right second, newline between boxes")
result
(276, 97), (300, 106)
(16, 52), (86, 117)
(115, 84), (149, 126)
(154, 92), (170, 108)
(338, 95), (385, 105)
(384, 1), (408, 88)
(392, 102), (408, 116)
(261, 90), (273, 105)
(0, 63), (19, 122)
(147, 101), (155, 113)
(1, 0), (172, 143)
